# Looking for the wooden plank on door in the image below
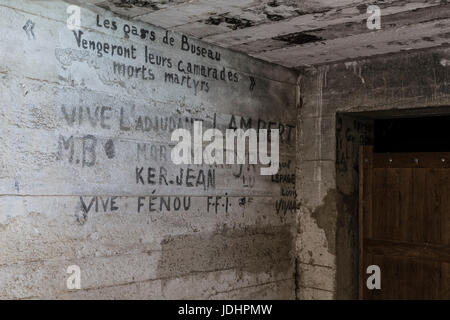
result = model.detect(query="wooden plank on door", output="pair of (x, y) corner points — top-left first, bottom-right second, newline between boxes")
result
(359, 146), (450, 299)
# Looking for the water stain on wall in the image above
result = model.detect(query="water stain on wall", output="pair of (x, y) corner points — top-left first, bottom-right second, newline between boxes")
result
(310, 189), (337, 255)
(156, 224), (294, 279)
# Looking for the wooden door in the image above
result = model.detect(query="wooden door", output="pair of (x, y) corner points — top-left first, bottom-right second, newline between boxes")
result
(359, 145), (450, 299)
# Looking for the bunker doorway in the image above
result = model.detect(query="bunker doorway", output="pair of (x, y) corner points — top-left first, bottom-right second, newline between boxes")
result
(358, 115), (450, 299)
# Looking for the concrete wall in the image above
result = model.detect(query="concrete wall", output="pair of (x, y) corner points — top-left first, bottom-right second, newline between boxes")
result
(297, 46), (450, 299)
(0, 0), (299, 299)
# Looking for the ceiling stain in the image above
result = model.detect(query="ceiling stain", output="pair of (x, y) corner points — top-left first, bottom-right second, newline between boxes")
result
(204, 14), (254, 30)
(273, 31), (324, 45)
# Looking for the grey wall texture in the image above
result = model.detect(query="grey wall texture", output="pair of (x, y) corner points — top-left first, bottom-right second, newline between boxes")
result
(0, 0), (299, 299)
(2, 0), (447, 301)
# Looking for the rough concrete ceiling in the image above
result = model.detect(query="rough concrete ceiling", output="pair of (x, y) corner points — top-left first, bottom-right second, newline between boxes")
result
(83, 0), (450, 68)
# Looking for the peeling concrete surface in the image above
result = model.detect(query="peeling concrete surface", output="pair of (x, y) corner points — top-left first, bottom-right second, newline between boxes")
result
(76, 1), (449, 68)
(80, 0), (448, 68)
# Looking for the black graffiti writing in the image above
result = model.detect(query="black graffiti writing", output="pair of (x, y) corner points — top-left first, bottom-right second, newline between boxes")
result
(80, 196), (119, 213)
(281, 187), (297, 198)
(96, 15), (157, 42)
(96, 15), (118, 31)
(120, 108), (204, 133)
(137, 195), (191, 213)
(227, 115), (295, 144)
(180, 35), (221, 62)
(164, 72), (209, 95)
(113, 61), (155, 80)
(58, 135), (115, 167)
(73, 30), (137, 59)
(177, 60), (238, 83)
(61, 106), (112, 129)
(58, 134), (97, 167)
(144, 46), (172, 68)
(271, 173), (295, 184)
(206, 196), (230, 214)
(275, 199), (297, 215)
(232, 164), (256, 188)
(135, 166), (216, 190)
(136, 143), (168, 162)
